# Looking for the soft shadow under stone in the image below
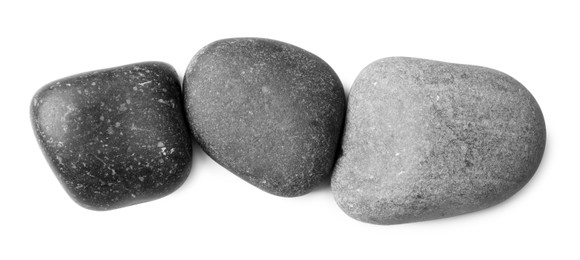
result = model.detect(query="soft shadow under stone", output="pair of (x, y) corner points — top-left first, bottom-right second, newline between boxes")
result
(31, 62), (192, 210)
(331, 57), (546, 224)
(183, 38), (346, 197)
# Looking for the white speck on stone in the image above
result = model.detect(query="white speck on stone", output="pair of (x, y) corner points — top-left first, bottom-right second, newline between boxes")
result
(107, 126), (114, 135)
(395, 153), (400, 156)
(131, 194), (136, 198)
(397, 171), (405, 176)
(119, 103), (128, 111)
(373, 82), (377, 86)
(115, 122), (120, 127)
(138, 176), (145, 182)
(261, 86), (270, 94)
(133, 86), (138, 91)
(126, 99), (131, 104)
(157, 142), (164, 147)
(436, 95), (440, 101)
(55, 155), (63, 165)
(91, 82), (96, 86)
(100, 115), (104, 121)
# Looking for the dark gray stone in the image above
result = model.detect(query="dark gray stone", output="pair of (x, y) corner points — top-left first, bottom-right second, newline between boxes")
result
(184, 38), (346, 197)
(31, 62), (192, 210)
(332, 57), (545, 224)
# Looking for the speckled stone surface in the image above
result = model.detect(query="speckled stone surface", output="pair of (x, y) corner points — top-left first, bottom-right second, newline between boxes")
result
(184, 38), (346, 197)
(31, 62), (192, 210)
(331, 57), (546, 224)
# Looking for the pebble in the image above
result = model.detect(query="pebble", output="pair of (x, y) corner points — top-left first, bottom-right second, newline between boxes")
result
(31, 62), (192, 210)
(331, 57), (546, 224)
(183, 38), (346, 196)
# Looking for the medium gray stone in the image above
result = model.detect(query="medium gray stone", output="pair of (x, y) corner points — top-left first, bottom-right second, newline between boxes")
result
(331, 57), (545, 224)
(31, 62), (192, 210)
(184, 38), (346, 197)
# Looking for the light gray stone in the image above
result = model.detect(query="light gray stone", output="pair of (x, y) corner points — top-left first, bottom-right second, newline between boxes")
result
(332, 57), (546, 224)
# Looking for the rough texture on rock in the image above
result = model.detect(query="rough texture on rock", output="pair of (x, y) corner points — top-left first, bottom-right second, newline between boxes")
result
(184, 38), (346, 197)
(332, 57), (546, 224)
(31, 62), (192, 210)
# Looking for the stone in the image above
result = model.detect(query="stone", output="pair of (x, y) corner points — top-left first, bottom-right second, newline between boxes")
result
(184, 38), (346, 197)
(331, 57), (546, 224)
(31, 62), (192, 210)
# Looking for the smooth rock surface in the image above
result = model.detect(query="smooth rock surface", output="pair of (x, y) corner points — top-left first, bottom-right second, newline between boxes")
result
(332, 57), (546, 224)
(31, 62), (192, 210)
(184, 38), (346, 197)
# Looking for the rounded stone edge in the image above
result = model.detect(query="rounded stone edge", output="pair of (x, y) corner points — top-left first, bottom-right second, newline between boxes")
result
(183, 37), (346, 198)
(30, 61), (194, 211)
(331, 56), (547, 225)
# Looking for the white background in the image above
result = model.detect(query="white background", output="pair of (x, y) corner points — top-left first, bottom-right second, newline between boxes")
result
(1, 1), (578, 259)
